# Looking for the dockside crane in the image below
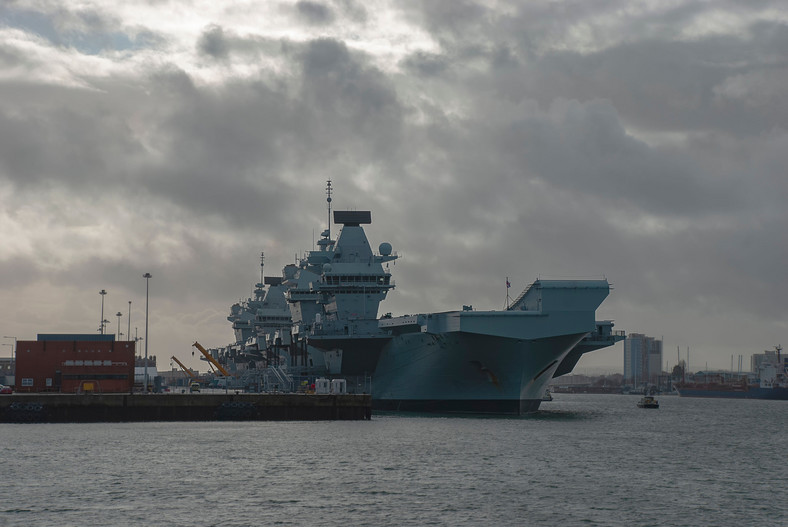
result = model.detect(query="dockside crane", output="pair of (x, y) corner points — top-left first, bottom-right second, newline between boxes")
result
(171, 355), (198, 380)
(192, 341), (232, 378)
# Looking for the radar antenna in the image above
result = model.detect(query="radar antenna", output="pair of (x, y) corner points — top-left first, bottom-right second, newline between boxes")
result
(326, 179), (333, 240)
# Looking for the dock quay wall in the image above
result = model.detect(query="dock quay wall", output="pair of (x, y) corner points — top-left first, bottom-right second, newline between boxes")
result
(0, 393), (372, 422)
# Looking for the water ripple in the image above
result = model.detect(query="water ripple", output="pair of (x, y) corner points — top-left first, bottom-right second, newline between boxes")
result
(0, 396), (785, 526)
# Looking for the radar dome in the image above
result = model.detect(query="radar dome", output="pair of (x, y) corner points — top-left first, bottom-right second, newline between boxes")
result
(323, 263), (332, 273)
(379, 242), (392, 256)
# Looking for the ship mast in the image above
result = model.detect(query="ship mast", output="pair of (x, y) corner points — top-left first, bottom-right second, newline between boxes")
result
(260, 251), (265, 287)
(326, 179), (333, 240)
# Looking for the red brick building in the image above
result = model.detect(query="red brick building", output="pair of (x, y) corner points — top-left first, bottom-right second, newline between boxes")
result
(15, 334), (135, 393)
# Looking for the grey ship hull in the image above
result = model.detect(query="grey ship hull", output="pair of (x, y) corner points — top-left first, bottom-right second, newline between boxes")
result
(307, 280), (613, 415)
(372, 331), (586, 414)
(307, 334), (391, 376)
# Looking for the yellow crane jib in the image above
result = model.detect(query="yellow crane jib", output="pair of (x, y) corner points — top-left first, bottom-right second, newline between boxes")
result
(192, 341), (232, 377)
(171, 355), (198, 380)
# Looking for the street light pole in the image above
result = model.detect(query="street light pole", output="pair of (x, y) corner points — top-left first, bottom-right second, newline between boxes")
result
(99, 289), (107, 334)
(116, 312), (123, 340)
(127, 301), (131, 343)
(135, 328), (142, 385)
(143, 273), (152, 393)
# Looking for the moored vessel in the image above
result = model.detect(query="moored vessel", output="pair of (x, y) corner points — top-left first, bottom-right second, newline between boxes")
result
(291, 182), (623, 414)
(674, 346), (788, 400)
(674, 382), (788, 400)
(209, 181), (624, 414)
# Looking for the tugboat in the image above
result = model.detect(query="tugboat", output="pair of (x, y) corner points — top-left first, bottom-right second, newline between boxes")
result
(637, 395), (659, 408)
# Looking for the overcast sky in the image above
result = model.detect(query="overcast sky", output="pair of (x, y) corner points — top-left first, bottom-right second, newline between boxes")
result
(1, 0), (786, 374)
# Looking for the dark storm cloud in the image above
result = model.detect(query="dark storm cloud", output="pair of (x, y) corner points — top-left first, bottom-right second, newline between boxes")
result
(0, 27), (407, 237)
(115, 38), (405, 232)
(197, 24), (230, 60)
(387, 2), (787, 233)
(188, 34), (406, 177)
(401, 1), (788, 137)
(195, 25), (285, 63)
(403, 0), (489, 40)
(333, 0), (368, 24)
(0, 83), (146, 192)
(490, 99), (741, 217)
(520, 27), (788, 136)
(297, 38), (405, 161)
(294, 1), (336, 26)
(399, 51), (450, 77)
(138, 67), (301, 227)
(2, 0), (787, 369)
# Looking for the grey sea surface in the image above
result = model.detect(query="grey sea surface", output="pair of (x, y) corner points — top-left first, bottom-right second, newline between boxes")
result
(1, 394), (784, 526)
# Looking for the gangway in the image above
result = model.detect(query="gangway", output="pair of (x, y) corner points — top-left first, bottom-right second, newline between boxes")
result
(269, 365), (293, 391)
(192, 341), (232, 378)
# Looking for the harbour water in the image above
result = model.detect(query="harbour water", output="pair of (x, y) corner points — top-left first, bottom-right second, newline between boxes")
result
(1, 394), (785, 526)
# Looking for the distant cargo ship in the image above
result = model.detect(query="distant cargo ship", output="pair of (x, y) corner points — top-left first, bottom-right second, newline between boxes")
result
(674, 382), (788, 400)
(675, 346), (787, 400)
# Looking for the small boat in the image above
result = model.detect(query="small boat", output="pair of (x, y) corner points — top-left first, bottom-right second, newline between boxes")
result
(637, 396), (659, 408)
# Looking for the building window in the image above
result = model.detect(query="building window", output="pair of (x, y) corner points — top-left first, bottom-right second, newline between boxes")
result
(21, 378), (34, 387)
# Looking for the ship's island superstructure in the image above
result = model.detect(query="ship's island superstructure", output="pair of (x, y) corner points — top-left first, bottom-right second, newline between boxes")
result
(204, 181), (624, 414)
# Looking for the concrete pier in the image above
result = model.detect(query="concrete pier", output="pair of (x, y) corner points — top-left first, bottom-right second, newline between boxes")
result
(0, 393), (372, 422)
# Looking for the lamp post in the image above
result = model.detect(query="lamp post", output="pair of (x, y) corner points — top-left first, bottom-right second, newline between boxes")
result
(116, 312), (123, 340)
(127, 301), (131, 344)
(143, 273), (152, 393)
(135, 328), (142, 387)
(99, 289), (107, 334)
